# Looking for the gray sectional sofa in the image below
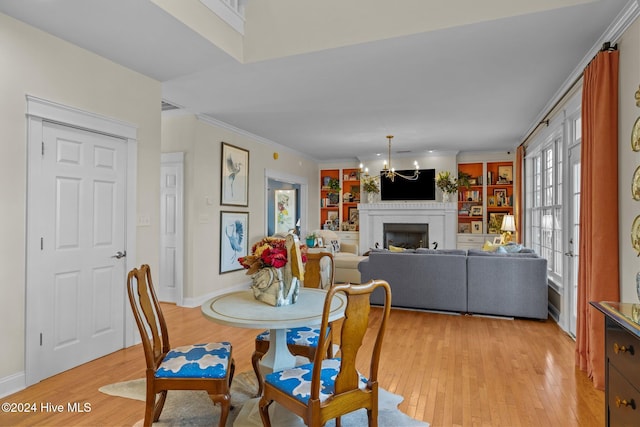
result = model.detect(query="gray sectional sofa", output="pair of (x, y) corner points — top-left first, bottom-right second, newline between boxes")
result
(358, 247), (548, 319)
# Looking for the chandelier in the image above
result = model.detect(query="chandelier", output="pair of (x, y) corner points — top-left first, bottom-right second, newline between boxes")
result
(380, 135), (420, 181)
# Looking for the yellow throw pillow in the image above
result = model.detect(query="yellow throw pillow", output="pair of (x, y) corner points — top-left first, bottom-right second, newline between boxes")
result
(388, 245), (405, 252)
(482, 241), (498, 252)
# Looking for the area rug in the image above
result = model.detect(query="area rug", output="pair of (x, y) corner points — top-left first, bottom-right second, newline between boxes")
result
(99, 371), (429, 427)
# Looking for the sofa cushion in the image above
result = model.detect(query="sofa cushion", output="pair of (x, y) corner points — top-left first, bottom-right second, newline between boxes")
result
(467, 248), (539, 258)
(416, 248), (467, 256)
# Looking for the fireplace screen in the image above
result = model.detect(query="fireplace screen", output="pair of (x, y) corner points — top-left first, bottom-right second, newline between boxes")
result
(383, 223), (429, 249)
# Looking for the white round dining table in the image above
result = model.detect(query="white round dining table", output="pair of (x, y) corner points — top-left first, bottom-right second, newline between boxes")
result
(201, 288), (346, 373)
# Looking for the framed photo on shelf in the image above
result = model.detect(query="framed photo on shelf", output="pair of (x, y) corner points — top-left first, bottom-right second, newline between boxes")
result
(497, 165), (513, 183)
(221, 142), (249, 206)
(493, 189), (507, 206)
(493, 236), (503, 245)
(488, 195), (496, 207)
(471, 220), (483, 234)
(348, 206), (359, 225)
(458, 223), (470, 233)
(327, 211), (338, 222)
(470, 205), (483, 216)
(274, 189), (296, 234)
(219, 211), (248, 274)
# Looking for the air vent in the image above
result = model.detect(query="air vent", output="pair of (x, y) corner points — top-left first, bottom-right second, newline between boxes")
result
(161, 101), (180, 111)
(396, 150), (412, 154)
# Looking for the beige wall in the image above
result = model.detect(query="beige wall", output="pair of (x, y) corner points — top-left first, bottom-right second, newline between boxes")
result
(618, 18), (640, 302)
(0, 13), (161, 383)
(161, 115), (320, 302)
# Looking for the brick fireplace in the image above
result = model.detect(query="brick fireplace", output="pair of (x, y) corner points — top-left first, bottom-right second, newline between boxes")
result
(358, 202), (457, 252)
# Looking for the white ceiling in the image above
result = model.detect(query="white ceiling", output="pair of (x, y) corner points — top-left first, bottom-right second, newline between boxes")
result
(0, 0), (631, 162)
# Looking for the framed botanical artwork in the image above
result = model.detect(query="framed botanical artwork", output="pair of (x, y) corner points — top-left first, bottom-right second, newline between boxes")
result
(221, 142), (249, 207)
(275, 189), (297, 234)
(470, 205), (483, 216)
(497, 165), (513, 183)
(471, 220), (483, 234)
(220, 211), (248, 274)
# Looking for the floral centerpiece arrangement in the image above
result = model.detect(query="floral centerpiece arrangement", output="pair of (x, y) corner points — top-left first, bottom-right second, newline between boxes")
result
(239, 235), (307, 306)
(436, 171), (458, 193)
(362, 174), (380, 194)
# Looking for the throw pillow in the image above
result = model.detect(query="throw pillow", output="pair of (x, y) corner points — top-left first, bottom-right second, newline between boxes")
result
(389, 245), (405, 252)
(482, 241), (499, 252)
(503, 243), (523, 253)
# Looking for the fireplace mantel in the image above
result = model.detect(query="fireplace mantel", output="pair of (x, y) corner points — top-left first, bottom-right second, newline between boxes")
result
(358, 202), (457, 252)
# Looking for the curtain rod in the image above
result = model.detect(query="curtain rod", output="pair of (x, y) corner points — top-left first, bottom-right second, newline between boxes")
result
(520, 42), (617, 150)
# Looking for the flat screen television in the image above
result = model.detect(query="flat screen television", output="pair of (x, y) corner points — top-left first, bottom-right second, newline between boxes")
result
(380, 168), (436, 201)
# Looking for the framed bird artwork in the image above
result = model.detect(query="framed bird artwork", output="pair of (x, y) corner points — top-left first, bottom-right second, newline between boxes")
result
(221, 142), (249, 206)
(220, 211), (249, 273)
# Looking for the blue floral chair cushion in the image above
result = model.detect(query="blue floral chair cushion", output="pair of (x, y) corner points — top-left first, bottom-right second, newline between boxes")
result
(156, 342), (232, 379)
(256, 327), (320, 347)
(264, 358), (367, 404)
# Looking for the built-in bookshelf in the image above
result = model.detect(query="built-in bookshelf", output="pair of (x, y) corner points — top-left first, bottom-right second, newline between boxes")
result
(320, 167), (361, 231)
(457, 161), (514, 236)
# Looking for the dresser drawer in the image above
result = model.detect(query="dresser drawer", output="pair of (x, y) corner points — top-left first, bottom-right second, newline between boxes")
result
(606, 323), (640, 388)
(608, 365), (640, 426)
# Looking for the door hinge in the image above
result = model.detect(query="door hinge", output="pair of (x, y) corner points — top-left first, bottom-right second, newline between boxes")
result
(41, 141), (44, 156)
(40, 237), (43, 250)
(40, 333), (43, 346)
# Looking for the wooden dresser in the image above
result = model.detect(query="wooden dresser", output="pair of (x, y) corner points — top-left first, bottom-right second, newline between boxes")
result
(592, 302), (640, 426)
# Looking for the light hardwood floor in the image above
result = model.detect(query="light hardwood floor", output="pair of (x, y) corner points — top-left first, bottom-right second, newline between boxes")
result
(1, 304), (603, 426)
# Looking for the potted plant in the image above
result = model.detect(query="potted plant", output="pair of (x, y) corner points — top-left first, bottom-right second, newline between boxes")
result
(361, 175), (380, 203)
(327, 177), (341, 205)
(436, 171), (458, 202)
(305, 232), (317, 248)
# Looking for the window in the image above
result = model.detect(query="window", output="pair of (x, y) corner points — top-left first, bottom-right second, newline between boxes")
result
(525, 130), (563, 284)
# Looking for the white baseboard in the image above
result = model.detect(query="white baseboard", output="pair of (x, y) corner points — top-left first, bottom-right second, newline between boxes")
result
(0, 371), (26, 399)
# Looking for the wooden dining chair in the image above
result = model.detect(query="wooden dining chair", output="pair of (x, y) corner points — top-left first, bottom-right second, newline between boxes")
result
(127, 264), (235, 427)
(258, 279), (392, 427)
(251, 251), (335, 396)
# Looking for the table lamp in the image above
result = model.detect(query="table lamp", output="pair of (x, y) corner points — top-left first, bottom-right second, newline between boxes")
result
(501, 214), (516, 243)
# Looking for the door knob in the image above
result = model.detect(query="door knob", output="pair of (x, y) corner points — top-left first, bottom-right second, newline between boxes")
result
(111, 251), (127, 259)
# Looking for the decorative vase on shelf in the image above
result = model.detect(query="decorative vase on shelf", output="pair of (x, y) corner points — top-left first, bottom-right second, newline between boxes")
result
(365, 192), (379, 204)
(442, 192), (453, 203)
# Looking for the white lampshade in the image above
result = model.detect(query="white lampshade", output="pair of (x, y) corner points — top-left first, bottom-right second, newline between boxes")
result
(501, 215), (516, 232)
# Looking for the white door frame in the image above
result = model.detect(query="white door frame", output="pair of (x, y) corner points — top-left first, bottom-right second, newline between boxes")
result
(264, 169), (308, 236)
(160, 152), (184, 305)
(25, 96), (138, 385)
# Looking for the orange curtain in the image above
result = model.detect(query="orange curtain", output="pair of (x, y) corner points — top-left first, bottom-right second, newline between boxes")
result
(575, 50), (619, 389)
(515, 145), (524, 243)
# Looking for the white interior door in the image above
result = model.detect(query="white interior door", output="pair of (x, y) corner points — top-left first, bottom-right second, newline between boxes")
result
(567, 143), (581, 337)
(159, 152), (184, 304)
(37, 121), (127, 378)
